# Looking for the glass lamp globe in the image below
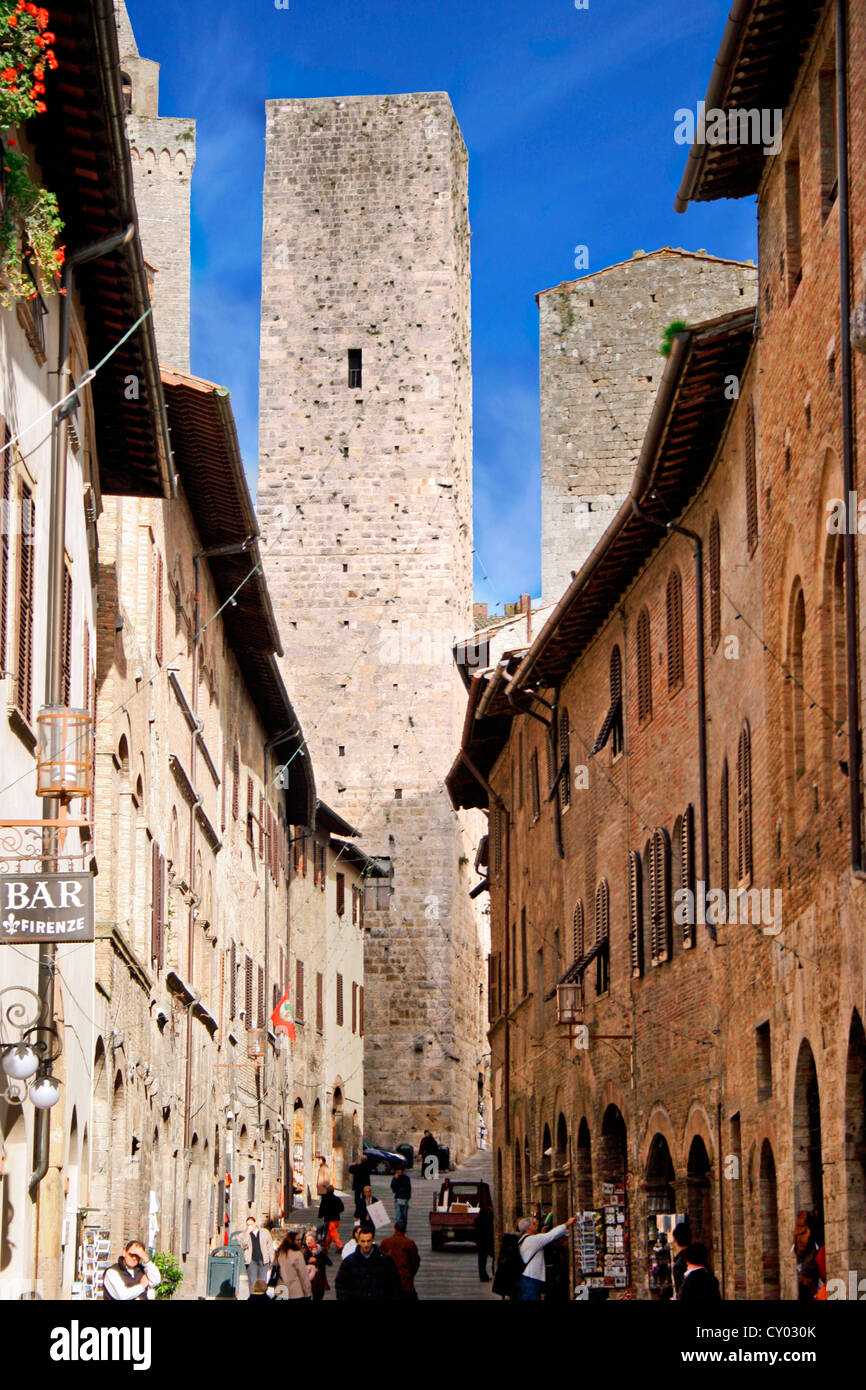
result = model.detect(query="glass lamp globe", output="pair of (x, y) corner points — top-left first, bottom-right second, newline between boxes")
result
(2, 1044), (40, 1081)
(28, 1075), (61, 1109)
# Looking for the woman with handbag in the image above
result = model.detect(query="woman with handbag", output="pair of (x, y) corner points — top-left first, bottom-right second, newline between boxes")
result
(303, 1229), (332, 1301)
(273, 1230), (313, 1300)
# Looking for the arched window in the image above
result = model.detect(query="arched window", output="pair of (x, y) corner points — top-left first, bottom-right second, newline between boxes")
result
(789, 583), (806, 779)
(737, 722), (753, 886)
(636, 607), (652, 724)
(558, 709), (571, 809)
(628, 850), (643, 977)
(822, 532), (846, 786)
(666, 567), (684, 691)
(572, 899), (585, 964)
(745, 399), (758, 554)
(649, 828), (671, 964)
(231, 744), (240, 821)
(708, 512), (721, 651)
(676, 805), (695, 949)
(719, 759), (730, 897)
(592, 646), (623, 757)
(594, 879), (610, 995)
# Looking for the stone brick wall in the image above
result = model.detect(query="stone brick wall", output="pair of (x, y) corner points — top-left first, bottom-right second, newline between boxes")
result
(257, 93), (486, 1161)
(539, 249), (757, 603)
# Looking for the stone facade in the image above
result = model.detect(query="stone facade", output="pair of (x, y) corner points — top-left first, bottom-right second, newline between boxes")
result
(539, 249), (757, 603)
(115, 1), (196, 372)
(257, 94), (487, 1161)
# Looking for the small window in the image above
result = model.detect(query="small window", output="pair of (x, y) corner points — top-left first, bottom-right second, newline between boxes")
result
(336, 872), (345, 916)
(594, 880), (610, 995)
(756, 1020), (772, 1100)
(666, 568), (684, 692)
(628, 851), (643, 977)
(592, 647), (623, 757)
(348, 348), (362, 389)
(636, 607), (652, 725)
(336, 973), (344, 1026)
(709, 513), (721, 651)
(649, 828), (672, 964)
(558, 709), (571, 808)
(784, 151), (802, 300)
(530, 749), (541, 820)
(295, 959), (305, 1022)
(819, 66), (838, 222)
(316, 972), (323, 1031)
(745, 400), (759, 555)
(571, 899), (585, 964)
(737, 722), (753, 886)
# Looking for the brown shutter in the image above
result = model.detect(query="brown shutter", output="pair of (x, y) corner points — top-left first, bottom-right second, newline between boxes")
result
(246, 777), (253, 845)
(257, 964), (264, 1029)
(0, 423), (11, 673)
(316, 972), (323, 1030)
(295, 959), (304, 1022)
(559, 710), (570, 808)
(336, 872), (345, 916)
(650, 829), (671, 963)
(244, 954), (253, 1025)
(720, 759), (730, 896)
(595, 880), (609, 943)
(336, 973), (343, 1026)
(258, 794), (264, 859)
(681, 805), (695, 948)
(229, 940), (237, 1020)
(232, 746), (239, 820)
(628, 851), (643, 977)
(16, 482), (34, 722)
(637, 606), (652, 724)
(60, 564), (72, 707)
(352, 980), (357, 1033)
(666, 568), (683, 691)
(572, 899), (584, 963)
(745, 401), (758, 553)
(530, 750), (540, 819)
(359, 985), (364, 1037)
(155, 551), (164, 665)
(151, 839), (160, 964)
(737, 724), (752, 884)
(709, 513), (721, 650)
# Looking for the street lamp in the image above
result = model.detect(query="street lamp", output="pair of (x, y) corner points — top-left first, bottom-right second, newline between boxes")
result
(0, 987), (62, 1110)
(556, 981), (583, 1026)
(36, 706), (93, 798)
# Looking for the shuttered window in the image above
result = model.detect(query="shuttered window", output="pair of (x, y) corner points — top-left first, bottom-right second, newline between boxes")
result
(60, 563), (73, 708)
(737, 723), (753, 885)
(316, 972), (323, 1030)
(246, 777), (254, 846)
(493, 806), (503, 877)
(530, 749), (540, 820)
(257, 964), (265, 1029)
(558, 709), (571, 808)
(0, 424), (12, 673)
(155, 551), (164, 666)
(229, 940), (237, 1020)
(518, 729), (524, 809)
(487, 956), (496, 1024)
(594, 879), (610, 995)
(628, 850), (643, 977)
(359, 985), (364, 1037)
(678, 805), (696, 949)
(720, 759), (730, 897)
(336, 872), (345, 916)
(649, 828), (671, 964)
(244, 954), (253, 1026)
(636, 606), (652, 725)
(666, 567), (684, 692)
(352, 979), (358, 1032)
(16, 482), (35, 723)
(336, 973), (344, 1026)
(232, 746), (239, 821)
(745, 400), (758, 554)
(258, 794), (265, 859)
(572, 898), (585, 964)
(151, 840), (165, 969)
(295, 959), (305, 1022)
(709, 512), (721, 651)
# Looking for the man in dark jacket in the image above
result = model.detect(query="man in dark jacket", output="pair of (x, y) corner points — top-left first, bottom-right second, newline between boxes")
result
(671, 1221), (691, 1298)
(335, 1223), (402, 1300)
(390, 1164), (412, 1227)
(380, 1220), (421, 1299)
(679, 1243), (722, 1302)
(318, 1184), (345, 1251)
(348, 1156), (373, 1219)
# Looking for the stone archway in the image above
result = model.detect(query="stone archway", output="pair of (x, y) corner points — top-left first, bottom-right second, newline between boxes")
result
(793, 1039), (824, 1231)
(575, 1118), (593, 1210)
(600, 1104), (627, 1185)
(759, 1139), (781, 1299)
(553, 1113), (569, 1223)
(686, 1135), (714, 1259)
(645, 1132), (677, 1296)
(292, 1102), (304, 1205)
(512, 1136), (523, 1223)
(844, 1011), (866, 1273)
(331, 1088), (344, 1190)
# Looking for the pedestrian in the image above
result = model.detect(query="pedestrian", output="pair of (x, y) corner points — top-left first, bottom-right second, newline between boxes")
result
(381, 1219), (421, 1299)
(360, 1183), (375, 1225)
(102, 1240), (162, 1301)
(303, 1229), (332, 1301)
(315, 1154), (331, 1197)
(671, 1220), (691, 1298)
(512, 1213), (577, 1300)
(418, 1129), (439, 1174)
(318, 1182), (345, 1250)
(335, 1222), (402, 1300)
(474, 1186), (495, 1282)
(248, 1278), (273, 1305)
(342, 1221), (363, 1260)
(273, 1229), (313, 1300)
(678, 1243), (722, 1302)
(543, 1231), (571, 1302)
(348, 1154), (372, 1219)
(238, 1214), (276, 1299)
(390, 1162), (412, 1228)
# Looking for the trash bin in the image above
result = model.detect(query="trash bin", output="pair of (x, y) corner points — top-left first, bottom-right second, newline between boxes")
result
(395, 1142), (415, 1169)
(206, 1241), (245, 1299)
(437, 1145), (451, 1172)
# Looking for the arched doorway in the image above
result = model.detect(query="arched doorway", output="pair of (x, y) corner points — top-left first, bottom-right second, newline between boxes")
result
(793, 1040), (824, 1231)
(539, 1122), (553, 1217)
(523, 1137), (532, 1215)
(513, 1137), (523, 1223)
(110, 1071), (126, 1241)
(554, 1114), (569, 1223)
(312, 1100), (322, 1170)
(331, 1089), (344, 1190)
(62, 1109), (80, 1292)
(686, 1135), (713, 1258)
(601, 1105), (627, 1184)
(759, 1140), (781, 1299)
(645, 1132), (676, 1297)
(845, 1012), (866, 1273)
(575, 1119), (593, 1210)
(91, 1040), (110, 1215)
(292, 1101), (304, 1206)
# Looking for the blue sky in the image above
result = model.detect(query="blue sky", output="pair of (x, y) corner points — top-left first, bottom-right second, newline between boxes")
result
(127, 0), (757, 610)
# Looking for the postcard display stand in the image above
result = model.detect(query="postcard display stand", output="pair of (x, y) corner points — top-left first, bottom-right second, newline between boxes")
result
(577, 1182), (629, 1290)
(80, 1226), (112, 1299)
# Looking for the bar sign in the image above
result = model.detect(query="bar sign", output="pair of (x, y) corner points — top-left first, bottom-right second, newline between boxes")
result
(0, 873), (94, 943)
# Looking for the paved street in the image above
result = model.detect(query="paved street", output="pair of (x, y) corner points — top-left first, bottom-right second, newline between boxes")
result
(285, 1150), (497, 1302)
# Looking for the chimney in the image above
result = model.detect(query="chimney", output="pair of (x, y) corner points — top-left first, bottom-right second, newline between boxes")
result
(473, 602), (488, 624)
(519, 593), (532, 643)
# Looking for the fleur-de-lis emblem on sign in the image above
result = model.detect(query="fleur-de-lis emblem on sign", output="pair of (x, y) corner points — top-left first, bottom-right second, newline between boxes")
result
(3, 915), (18, 934)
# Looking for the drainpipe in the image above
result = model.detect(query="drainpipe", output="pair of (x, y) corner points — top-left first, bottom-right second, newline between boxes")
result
(835, 0), (865, 879)
(631, 500), (712, 940)
(30, 226), (136, 1205)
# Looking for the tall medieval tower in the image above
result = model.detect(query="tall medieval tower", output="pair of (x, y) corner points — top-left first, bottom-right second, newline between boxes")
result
(538, 249), (757, 603)
(258, 94), (484, 1158)
(114, 1), (195, 370)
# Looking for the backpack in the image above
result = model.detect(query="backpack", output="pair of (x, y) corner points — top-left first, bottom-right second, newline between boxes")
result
(491, 1232), (527, 1298)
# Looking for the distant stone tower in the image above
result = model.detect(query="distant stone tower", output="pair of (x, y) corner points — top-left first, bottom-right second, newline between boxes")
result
(115, 1), (196, 370)
(258, 94), (484, 1158)
(538, 248), (757, 602)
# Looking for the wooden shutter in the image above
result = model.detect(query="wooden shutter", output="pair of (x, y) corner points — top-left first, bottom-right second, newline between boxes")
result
(737, 724), (753, 884)
(229, 940), (237, 1020)
(720, 759), (730, 896)
(559, 710), (570, 807)
(666, 568), (683, 691)
(709, 513), (721, 650)
(493, 808), (503, 877)
(637, 606), (652, 724)
(336, 872), (345, 915)
(745, 401), (758, 553)
(151, 839), (161, 965)
(359, 985), (364, 1037)
(518, 729), (524, 809)
(595, 880), (609, 943)
(336, 973), (343, 1026)
(16, 482), (35, 722)
(295, 959), (304, 1022)
(246, 777), (253, 845)
(60, 563), (73, 707)
(680, 805), (695, 948)
(530, 750), (540, 819)
(572, 899), (584, 963)
(352, 980), (357, 1033)
(232, 746), (239, 820)
(650, 829), (671, 963)
(0, 424), (11, 673)
(244, 954), (253, 1025)
(257, 964), (264, 1029)
(628, 851), (643, 977)
(316, 972), (323, 1030)
(155, 551), (164, 665)
(258, 794), (264, 859)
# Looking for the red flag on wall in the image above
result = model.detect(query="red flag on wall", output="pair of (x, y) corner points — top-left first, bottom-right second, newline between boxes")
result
(270, 985), (296, 1042)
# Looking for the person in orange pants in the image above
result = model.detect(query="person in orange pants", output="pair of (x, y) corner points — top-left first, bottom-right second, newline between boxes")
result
(318, 1185), (345, 1250)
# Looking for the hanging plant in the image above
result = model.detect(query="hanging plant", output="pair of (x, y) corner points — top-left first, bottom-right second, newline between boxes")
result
(0, 0), (64, 309)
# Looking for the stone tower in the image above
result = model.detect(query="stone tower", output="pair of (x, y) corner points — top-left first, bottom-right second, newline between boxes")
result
(258, 94), (484, 1159)
(114, 1), (196, 370)
(538, 248), (757, 602)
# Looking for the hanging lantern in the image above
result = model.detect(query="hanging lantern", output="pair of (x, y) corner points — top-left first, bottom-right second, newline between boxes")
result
(28, 1075), (62, 1109)
(36, 706), (93, 798)
(2, 1043), (40, 1081)
(556, 981), (582, 1026)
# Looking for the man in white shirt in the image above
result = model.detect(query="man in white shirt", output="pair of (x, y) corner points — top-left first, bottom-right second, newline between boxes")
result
(102, 1240), (162, 1301)
(515, 1214), (577, 1300)
(341, 1221), (364, 1260)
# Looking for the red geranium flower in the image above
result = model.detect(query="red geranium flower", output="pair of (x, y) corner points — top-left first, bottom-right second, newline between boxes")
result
(34, 63), (43, 78)
(34, 99), (46, 111)
(36, 7), (49, 29)
(41, 30), (54, 41)
(7, 14), (19, 26)
(2, 67), (16, 81)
